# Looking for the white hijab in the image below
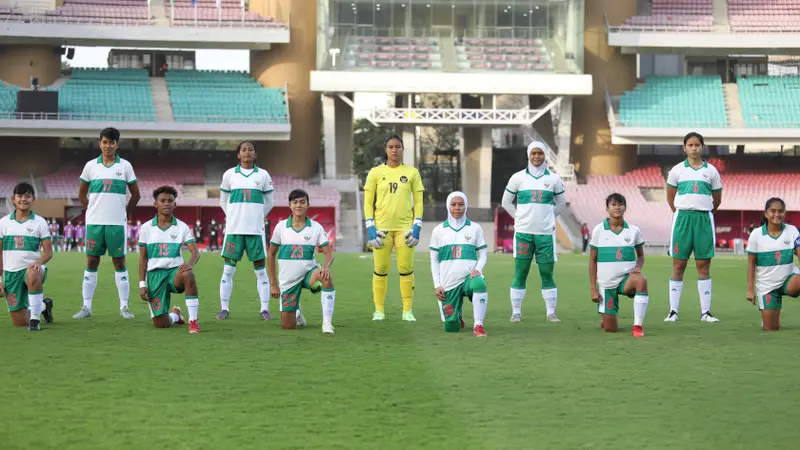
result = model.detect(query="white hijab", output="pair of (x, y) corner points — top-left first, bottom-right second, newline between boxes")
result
(527, 140), (548, 177)
(446, 191), (468, 230)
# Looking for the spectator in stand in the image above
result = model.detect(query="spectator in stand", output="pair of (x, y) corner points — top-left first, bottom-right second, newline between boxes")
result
(581, 222), (590, 255)
(208, 219), (218, 251)
(194, 220), (204, 251)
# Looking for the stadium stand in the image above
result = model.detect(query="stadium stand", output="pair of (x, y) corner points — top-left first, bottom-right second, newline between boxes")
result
(165, 70), (288, 123)
(618, 76), (727, 127)
(454, 38), (553, 71)
(619, 0), (713, 31)
(170, 0), (275, 26)
(342, 37), (442, 70)
(0, 173), (20, 196)
(51, 0), (150, 21)
(737, 76), (800, 128)
(728, 0), (800, 32)
(0, 83), (19, 117)
(58, 68), (156, 121)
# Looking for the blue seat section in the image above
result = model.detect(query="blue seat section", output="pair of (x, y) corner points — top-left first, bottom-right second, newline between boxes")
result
(58, 68), (156, 121)
(0, 83), (19, 117)
(619, 76), (727, 128)
(165, 70), (288, 123)
(738, 76), (800, 128)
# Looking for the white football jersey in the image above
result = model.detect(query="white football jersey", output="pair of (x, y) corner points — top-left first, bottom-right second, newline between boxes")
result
(429, 220), (488, 292)
(590, 219), (644, 289)
(504, 168), (565, 235)
(79, 155), (137, 226)
(220, 165), (273, 235)
(0, 212), (51, 272)
(747, 224), (800, 297)
(269, 217), (329, 292)
(138, 217), (195, 272)
(666, 160), (722, 211)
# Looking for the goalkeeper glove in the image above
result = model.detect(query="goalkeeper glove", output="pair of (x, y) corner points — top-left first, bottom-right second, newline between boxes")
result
(404, 218), (423, 247)
(365, 219), (386, 249)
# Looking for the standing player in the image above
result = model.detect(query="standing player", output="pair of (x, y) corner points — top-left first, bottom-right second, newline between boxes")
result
(138, 186), (201, 333)
(501, 141), (566, 323)
(50, 219), (60, 252)
(267, 189), (336, 333)
(664, 132), (722, 323)
(73, 127), (141, 320)
(76, 221), (86, 253)
(64, 220), (75, 252)
(429, 191), (488, 336)
(217, 141), (274, 320)
(588, 193), (649, 337)
(364, 134), (424, 322)
(0, 183), (54, 330)
(746, 198), (800, 331)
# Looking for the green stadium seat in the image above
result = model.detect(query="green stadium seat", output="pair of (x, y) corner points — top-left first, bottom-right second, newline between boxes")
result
(618, 76), (728, 128)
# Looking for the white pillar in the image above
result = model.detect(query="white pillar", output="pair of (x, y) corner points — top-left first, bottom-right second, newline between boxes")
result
(322, 93), (354, 179)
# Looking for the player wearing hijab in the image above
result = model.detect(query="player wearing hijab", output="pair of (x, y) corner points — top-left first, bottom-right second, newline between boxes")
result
(501, 141), (566, 323)
(429, 192), (488, 336)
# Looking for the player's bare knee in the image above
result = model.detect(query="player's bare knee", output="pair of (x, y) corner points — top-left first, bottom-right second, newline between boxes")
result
(86, 256), (100, 270)
(10, 310), (29, 326)
(636, 275), (648, 292)
(321, 277), (334, 289)
(112, 257), (126, 271)
(253, 260), (266, 270)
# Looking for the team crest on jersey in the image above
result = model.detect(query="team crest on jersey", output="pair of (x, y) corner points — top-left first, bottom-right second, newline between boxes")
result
(544, 183), (550, 188)
(255, 181), (261, 186)
(784, 238), (790, 245)
(171, 232), (178, 239)
(465, 235), (473, 241)
(702, 173), (709, 179)
(116, 171), (122, 176)
(624, 237), (631, 243)
(380, 176), (386, 182)
(304, 234), (311, 241)
(400, 176), (408, 183)
(26, 227), (33, 233)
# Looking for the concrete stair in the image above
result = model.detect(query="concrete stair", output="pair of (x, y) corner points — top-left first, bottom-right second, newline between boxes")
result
(438, 35), (458, 72)
(723, 83), (745, 128)
(712, 0), (731, 32)
(150, 77), (175, 122)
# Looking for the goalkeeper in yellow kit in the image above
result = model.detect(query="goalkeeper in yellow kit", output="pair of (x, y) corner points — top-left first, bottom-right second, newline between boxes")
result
(364, 135), (425, 322)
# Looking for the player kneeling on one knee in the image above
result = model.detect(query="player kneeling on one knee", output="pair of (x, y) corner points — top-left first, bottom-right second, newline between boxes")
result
(746, 197), (800, 332)
(429, 192), (488, 337)
(268, 189), (336, 333)
(0, 183), (55, 331)
(138, 186), (201, 333)
(588, 193), (649, 338)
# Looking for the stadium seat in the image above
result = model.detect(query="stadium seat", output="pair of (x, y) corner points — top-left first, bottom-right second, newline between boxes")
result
(165, 70), (288, 123)
(729, 0), (800, 32)
(618, 76), (728, 128)
(342, 37), (443, 70)
(454, 38), (553, 72)
(170, 0), (274, 26)
(737, 76), (800, 128)
(47, 0), (153, 24)
(58, 68), (156, 121)
(0, 83), (19, 118)
(619, 0), (713, 31)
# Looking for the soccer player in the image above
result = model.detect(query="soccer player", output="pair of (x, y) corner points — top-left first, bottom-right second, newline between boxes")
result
(588, 193), (649, 337)
(746, 198), (800, 331)
(76, 221), (86, 253)
(217, 140), (274, 320)
(429, 191), (488, 337)
(138, 186), (200, 333)
(73, 127), (141, 320)
(50, 219), (60, 252)
(0, 183), (54, 330)
(364, 134), (424, 322)
(64, 220), (75, 252)
(501, 141), (566, 323)
(268, 189), (335, 333)
(664, 132), (722, 323)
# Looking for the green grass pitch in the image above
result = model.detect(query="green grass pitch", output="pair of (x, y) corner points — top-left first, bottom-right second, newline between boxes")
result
(1, 251), (799, 450)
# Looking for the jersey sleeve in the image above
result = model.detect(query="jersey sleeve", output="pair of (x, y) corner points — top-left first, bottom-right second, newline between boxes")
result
(553, 175), (565, 195)
(589, 225), (602, 248)
(634, 226), (645, 247)
(262, 171), (274, 193)
(411, 168), (424, 192)
(79, 161), (92, 184)
(317, 223), (330, 248)
(0, 218), (6, 239)
(710, 167), (723, 191)
(38, 219), (51, 241)
(182, 223), (195, 244)
(504, 173), (520, 195)
(475, 225), (488, 250)
(428, 226), (440, 251)
(793, 227), (800, 249)
(364, 167), (377, 193)
(746, 230), (758, 253)
(124, 161), (137, 184)
(220, 170), (231, 193)
(138, 224), (149, 246)
(666, 166), (679, 189)
(269, 224), (281, 246)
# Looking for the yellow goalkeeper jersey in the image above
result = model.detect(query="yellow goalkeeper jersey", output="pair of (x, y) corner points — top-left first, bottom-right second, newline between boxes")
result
(364, 163), (424, 231)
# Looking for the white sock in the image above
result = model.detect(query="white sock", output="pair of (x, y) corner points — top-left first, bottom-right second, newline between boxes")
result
(698, 278), (712, 314)
(321, 289), (335, 322)
(541, 287), (557, 315)
(115, 270), (130, 309)
(186, 297), (199, 322)
(296, 309), (304, 319)
(29, 292), (44, 320)
(669, 279), (683, 312)
(219, 264), (236, 311)
(634, 293), (649, 326)
(168, 312), (179, 325)
(510, 287), (525, 314)
(82, 269), (97, 309)
(473, 292), (488, 326)
(438, 300), (445, 322)
(255, 268), (270, 312)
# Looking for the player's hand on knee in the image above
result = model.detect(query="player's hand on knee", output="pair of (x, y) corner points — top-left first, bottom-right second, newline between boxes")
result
(435, 286), (445, 301)
(590, 287), (601, 303)
(746, 289), (756, 305)
(177, 263), (192, 275)
(470, 270), (481, 279)
(404, 218), (423, 247)
(139, 287), (150, 302)
(318, 268), (331, 281)
(270, 285), (280, 299)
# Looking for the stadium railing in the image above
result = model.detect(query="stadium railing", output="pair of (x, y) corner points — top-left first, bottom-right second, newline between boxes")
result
(0, 112), (289, 124)
(604, 13), (712, 33)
